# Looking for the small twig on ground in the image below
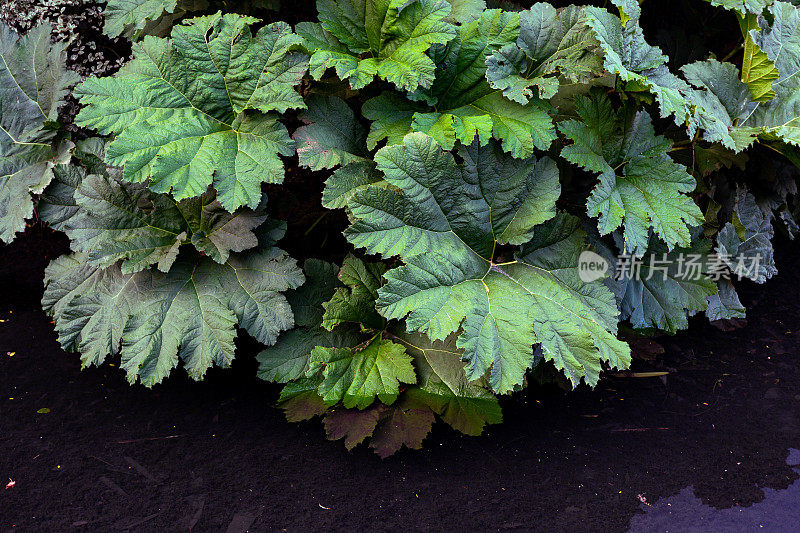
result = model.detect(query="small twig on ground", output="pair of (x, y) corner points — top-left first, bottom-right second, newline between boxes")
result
(610, 427), (669, 432)
(116, 434), (185, 444)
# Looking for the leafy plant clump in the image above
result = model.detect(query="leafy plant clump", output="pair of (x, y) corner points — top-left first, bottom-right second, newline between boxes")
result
(1, 0), (798, 456)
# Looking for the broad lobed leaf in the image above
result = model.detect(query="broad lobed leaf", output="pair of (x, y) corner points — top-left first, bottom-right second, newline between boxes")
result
(0, 23), (79, 243)
(486, 4), (604, 104)
(363, 9), (557, 158)
(43, 240), (303, 386)
(559, 91), (703, 254)
(75, 13), (308, 211)
(346, 133), (630, 392)
(299, 0), (457, 92)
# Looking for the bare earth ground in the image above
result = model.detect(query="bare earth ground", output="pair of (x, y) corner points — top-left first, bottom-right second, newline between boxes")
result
(1, 227), (800, 532)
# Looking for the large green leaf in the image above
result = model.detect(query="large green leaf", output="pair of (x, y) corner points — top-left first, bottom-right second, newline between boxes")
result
(75, 13), (308, 211)
(256, 259), (362, 383)
(43, 242), (304, 386)
(485, 4), (603, 104)
(363, 9), (556, 158)
(297, 0), (456, 92)
(616, 234), (717, 333)
(293, 95), (369, 171)
(584, 0), (693, 125)
(0, 23), (78, 243)
(716, 186), (778, 283)
(346, 133), (629, 391)
(559, 91), (703, 254)
(61, 173), (268, 274)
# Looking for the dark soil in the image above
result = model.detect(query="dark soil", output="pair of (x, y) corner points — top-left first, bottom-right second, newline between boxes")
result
(2, 228), (800, 532)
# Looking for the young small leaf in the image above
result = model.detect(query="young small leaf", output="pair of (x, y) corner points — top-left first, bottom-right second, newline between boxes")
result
(309, 337), (416, 409)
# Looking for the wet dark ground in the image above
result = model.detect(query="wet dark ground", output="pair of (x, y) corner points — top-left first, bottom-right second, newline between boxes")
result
(1, 229), (800, 532)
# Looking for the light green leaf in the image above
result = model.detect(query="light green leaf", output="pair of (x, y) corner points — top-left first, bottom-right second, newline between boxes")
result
(486, 4), (603, 104)
(309, 337), (416, 409)
(346, 133), (629, 391)
(365, 9), (556, 157)
(75, 13), (308, 211)
(740, 12), (779, 101)
(586, 0), (666, 77)
(322, 161), (386, 209)
(300, 0), (456, 92)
